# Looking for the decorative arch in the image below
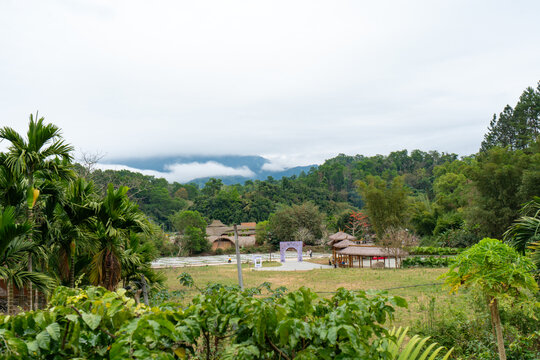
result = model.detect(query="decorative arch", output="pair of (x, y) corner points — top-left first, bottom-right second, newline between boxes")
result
(279, 241), (303, 262)
(212, 237), (234, 250)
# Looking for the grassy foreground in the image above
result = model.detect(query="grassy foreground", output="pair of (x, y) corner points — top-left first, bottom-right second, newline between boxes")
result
(161, 263), (466, 326)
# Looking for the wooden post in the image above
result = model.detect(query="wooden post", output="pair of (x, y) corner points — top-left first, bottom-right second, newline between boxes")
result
(361, 256), (363, 268)
(349, 255), (352, 268)
(234, 225), (244, 290)
(370, 257), (372, 268)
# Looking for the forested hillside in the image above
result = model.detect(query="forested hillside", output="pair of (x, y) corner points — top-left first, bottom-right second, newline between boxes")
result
(80, 81), (540, 247)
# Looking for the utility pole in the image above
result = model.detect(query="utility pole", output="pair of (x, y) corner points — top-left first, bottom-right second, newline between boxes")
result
(234, 224), (244, 290)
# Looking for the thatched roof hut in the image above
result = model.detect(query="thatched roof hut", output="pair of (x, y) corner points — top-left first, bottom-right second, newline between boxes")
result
(333, 239), (357, 249)
(334, 246), (409, 269)
(327, 231), (356, 245)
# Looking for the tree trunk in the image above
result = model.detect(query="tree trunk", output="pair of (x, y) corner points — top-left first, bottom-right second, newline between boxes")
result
(28, 255), (33, 310)
(489, 297), (506, 360)
(27, 199), (34, 311)
(34, 289), (39, 310)
(7, 279), (13, 315)
(70, 243), (76, 288)
(104, 251), (111, 290)
(141, 275), (149, 306)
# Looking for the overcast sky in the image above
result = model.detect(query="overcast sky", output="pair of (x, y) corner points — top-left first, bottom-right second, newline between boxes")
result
(1, 0), (539, 180)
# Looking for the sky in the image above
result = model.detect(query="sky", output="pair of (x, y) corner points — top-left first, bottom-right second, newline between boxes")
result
(1, 0), (539, 181)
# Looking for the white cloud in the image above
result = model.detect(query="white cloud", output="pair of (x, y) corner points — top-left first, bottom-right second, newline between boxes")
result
(261, 153), (322, 172)
(0, 1), (539, 164)
(96, 161), (255, 183)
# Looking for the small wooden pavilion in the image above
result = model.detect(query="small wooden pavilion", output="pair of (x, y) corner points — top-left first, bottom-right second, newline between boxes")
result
(336, 246), (408, 269)
(331, 239), (357, 265)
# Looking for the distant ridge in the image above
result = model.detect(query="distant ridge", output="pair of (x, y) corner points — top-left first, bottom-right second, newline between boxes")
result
(189, 164), (316, 187)
(102, 155), (317, 185)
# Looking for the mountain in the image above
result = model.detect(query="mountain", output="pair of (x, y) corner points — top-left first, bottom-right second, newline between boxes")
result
(102, 155), (317, 185)
(188, 164), (315, 187)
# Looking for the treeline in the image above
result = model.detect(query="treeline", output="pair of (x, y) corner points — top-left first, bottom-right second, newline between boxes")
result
(0, 116), (164, 314)
(84, 150), (459, 229)
(82, 81), (540, 249)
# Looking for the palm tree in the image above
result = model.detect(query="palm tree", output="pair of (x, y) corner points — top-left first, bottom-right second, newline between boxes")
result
(0, 113), (74, 309)
(51, 178), (99, 287)
(0, 154), (27, 211)
(504, 196), (540, 253)
(121, 232), (164, 304)
(88, 184), (149, 290)
(504, 196), (540, 281)
(0, 207), (55, 314)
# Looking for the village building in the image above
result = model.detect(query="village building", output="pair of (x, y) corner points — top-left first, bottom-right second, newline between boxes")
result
(206, 220), (257, 250)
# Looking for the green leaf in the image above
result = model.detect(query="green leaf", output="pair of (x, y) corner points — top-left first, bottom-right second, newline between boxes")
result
(65, 314), (79, 322)
(393, 296), (408, 309)
(81, 312), (102, 330)
(46, 322), (61, 341)
(36, 330), (51, 350)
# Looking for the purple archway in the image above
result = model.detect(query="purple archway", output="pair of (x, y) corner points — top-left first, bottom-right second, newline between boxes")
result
(280, 241), (303, 262)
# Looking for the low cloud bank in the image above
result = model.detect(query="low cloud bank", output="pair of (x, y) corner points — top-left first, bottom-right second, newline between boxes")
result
(96, 161), (255, 183)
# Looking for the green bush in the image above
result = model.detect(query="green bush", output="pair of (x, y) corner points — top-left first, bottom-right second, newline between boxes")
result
(402, 256), (451, 268)
(407, 246), (463, 255)
(438, 228), (481, 248)
(412, 292), (540, 360)
(0, 282), (409, 359)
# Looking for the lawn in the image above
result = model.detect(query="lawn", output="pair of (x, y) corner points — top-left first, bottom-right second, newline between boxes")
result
(160, 263), (467, 327)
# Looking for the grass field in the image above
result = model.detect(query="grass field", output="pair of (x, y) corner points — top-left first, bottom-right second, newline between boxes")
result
(160, 262), (467, 327)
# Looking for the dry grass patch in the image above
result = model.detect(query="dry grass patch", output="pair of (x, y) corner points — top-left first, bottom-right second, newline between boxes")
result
(160, 264), (465, 327)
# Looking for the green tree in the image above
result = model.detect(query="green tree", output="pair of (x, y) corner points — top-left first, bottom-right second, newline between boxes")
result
(255, 220), (270, 245)
(268, 202), (324, 248)
(169, 210), (206, 234)
(0, 113), (74, 309)
(409, 194), (438, 237)
(481, 81), (540, 151)
(201, 178), (223, 197)
(53, 178), (98, 287)
(181, 226), (209, 255)
(89, 184), (150, 290)
(0, 207), (55, 314)
(440, 238), (538, 360)
(504, 196), (540, 280)
(356, 176), (410, 238)
(465, 147), (540, 238)
(504, 196), (540, 254)
(433, 172), (468, 212)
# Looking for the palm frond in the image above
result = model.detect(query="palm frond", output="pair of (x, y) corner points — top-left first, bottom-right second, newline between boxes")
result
(388, 327), (454, 360)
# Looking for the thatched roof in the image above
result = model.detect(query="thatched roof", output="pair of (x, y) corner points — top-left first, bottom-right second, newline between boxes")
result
(337, 246), (408, 257)
(333, 239), (357, 249)
(208, 220), (227, 227)
(328, 231), (356, 245)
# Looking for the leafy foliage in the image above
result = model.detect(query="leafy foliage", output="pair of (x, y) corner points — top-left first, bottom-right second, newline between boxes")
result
(388, 327), (453, 360)
(268, 202), (324, 248)
(441, 238), (537, 299)
(407, 247), (463, 256)
(0, 283), (409, 359)
(440, 238), (538, 360)
(402, 256), (451, 268)
(481, 81), (540, 152)
(356, 176), (410, 238)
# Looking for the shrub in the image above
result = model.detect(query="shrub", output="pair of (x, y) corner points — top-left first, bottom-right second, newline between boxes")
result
(437, 228), (481, 247)
(407, 246), (463, 255)
(402, 256), (451, 268)
(0, 283), (410, 360)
